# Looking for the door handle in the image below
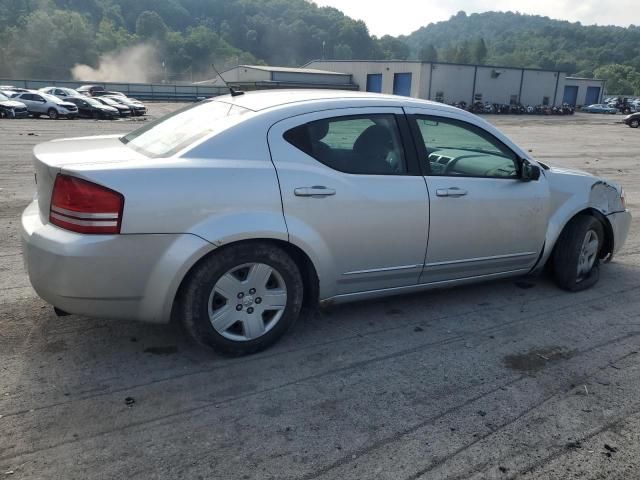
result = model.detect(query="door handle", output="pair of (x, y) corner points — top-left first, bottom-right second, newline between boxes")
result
(436, 187), (468, 197)
(294, 186), (336, 197)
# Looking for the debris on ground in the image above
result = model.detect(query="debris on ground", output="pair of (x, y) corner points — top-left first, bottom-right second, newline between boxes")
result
(125, 396), (135, 407)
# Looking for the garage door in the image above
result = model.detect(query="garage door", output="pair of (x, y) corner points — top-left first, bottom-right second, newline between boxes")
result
(393, 73), (412, 96)
(366, 74), (382, 93)
(585, 86), (601, 105)
(563, 86), (579, 106)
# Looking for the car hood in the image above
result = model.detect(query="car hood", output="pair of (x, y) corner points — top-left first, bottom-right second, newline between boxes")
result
(546, 165), (621, 191)
(0, 100), (25, 108)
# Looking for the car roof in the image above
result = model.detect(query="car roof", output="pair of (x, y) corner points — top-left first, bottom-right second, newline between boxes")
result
(212, 89), (458, 114)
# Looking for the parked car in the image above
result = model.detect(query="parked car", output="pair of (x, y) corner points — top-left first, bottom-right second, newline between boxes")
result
(20, 90), (631, 355)
(64, 96), (119, 119)
(104, 95), (146, 116)
(11, 92), (78, 119)
(0, 92), (29, 118)
(94, 96), (131, 117)
(92, 90), (127, 98)
(581, 104), (618, 114)
(0, 85), (30, 93)
(39, 86), (83, 99)
(623, 112), (640, 128)
(76, 85), (106, 96)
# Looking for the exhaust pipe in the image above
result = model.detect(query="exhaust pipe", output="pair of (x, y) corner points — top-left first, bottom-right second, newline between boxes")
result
(54, 307), (71, 317)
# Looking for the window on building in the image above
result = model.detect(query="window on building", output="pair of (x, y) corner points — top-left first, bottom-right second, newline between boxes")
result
(283, 114), (407, 175)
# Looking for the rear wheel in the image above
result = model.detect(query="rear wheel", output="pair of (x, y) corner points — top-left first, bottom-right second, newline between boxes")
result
(47, 108), (58, 120)
(630, 119), (639, 128)
(180, 242), (304, 355)
(552, 216), (604, 291)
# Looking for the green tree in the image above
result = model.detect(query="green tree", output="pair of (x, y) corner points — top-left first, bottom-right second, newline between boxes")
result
(594, 64), (640, 95)
(377, 35), (410, 60)
(473, 38), (487, 63)
(418, 44), (438, 62)
(135, 10), (168, 40)
(454, 40), (472, 64)
(333, 43), (353, 59)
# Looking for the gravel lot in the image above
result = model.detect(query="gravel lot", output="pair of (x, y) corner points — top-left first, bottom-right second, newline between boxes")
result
(1, 105), (640, 479)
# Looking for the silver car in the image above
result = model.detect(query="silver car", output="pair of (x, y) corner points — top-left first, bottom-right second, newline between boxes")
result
(39, 86), (83, 99)
(21, 90), (631, 355)
(12, 91), (78, 119)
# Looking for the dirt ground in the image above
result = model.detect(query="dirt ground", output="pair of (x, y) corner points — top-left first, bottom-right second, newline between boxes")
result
(1, 104), (640, 479)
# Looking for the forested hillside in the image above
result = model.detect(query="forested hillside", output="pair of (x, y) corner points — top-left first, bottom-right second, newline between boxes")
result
(0, 0), (404, 80)
(0, 1), (638, 93)
(403, 11), (640, 93)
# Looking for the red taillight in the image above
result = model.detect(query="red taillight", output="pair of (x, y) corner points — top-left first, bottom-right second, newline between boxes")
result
(50, 174), (124, 234)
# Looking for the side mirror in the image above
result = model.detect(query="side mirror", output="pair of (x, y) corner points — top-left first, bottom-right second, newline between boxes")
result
(520, 160), (541, 181)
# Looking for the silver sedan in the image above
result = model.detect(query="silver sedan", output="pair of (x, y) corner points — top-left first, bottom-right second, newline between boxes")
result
(21, 91), (632, 355)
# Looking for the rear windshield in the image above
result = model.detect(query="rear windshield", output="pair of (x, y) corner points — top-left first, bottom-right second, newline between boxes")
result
(121, 100), (250, 158)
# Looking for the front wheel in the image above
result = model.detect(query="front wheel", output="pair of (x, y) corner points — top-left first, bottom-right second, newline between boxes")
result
(180, 242), (304, 355)
(47, 108), (59, 120)
(630, 119), (639, 128)
(552, 216), (604, 291)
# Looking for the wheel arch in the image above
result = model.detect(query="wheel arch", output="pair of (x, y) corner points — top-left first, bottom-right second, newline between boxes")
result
(543, 207), (614, 270)
(170, 238), (320, 323)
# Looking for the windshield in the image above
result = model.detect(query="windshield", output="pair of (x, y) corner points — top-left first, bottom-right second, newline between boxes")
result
(100, 97), (119, 106)
(84, 97), (103, 107)
(122, 100), (250, 158)
(42, 93), (62, 103)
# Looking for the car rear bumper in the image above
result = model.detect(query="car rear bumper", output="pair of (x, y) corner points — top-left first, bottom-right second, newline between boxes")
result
(608, 209), (632, 257)
(21, 201), (214, 323)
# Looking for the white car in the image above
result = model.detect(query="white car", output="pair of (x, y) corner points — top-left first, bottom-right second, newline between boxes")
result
(21, 90), (631, 355)
(39, 86), (83, 99)
(11, 91), (79, 119)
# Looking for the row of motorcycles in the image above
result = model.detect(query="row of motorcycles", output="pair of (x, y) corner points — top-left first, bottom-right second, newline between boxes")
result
(449, 101), (575, 115)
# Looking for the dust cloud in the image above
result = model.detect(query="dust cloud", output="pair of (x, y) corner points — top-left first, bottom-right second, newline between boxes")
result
(71, 44), (159, 83)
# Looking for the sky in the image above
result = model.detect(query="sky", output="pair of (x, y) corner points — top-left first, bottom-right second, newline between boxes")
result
(313, 0), (640, 37)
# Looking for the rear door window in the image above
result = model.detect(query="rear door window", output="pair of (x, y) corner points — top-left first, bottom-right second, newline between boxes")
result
(283, 114), (407, 175)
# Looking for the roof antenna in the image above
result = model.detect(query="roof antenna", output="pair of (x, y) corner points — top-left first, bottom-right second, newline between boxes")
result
(211, 62), (244, 97)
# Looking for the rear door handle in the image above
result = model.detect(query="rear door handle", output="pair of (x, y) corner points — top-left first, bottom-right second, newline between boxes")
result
(436, 187), (468, 197)
(294, 186), (336, 197)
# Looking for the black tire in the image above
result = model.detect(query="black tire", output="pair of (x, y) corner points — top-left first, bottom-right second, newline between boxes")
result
(552, 215), (604, 292)
(47, 108), (58, 120)
(630, 119), (639, 128)
(180, 242), (304, 355)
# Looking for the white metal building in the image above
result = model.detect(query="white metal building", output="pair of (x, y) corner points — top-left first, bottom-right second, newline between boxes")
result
(304, 60), (605, 107)
(196, 65), (357, 90)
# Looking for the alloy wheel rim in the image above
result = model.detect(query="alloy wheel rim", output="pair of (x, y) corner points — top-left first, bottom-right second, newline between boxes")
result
(208, 263), (287, 341)
(576, 229), (599, 281)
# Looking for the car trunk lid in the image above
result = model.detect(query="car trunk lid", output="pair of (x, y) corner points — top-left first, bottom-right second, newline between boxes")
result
(33, 135), (145, 223)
